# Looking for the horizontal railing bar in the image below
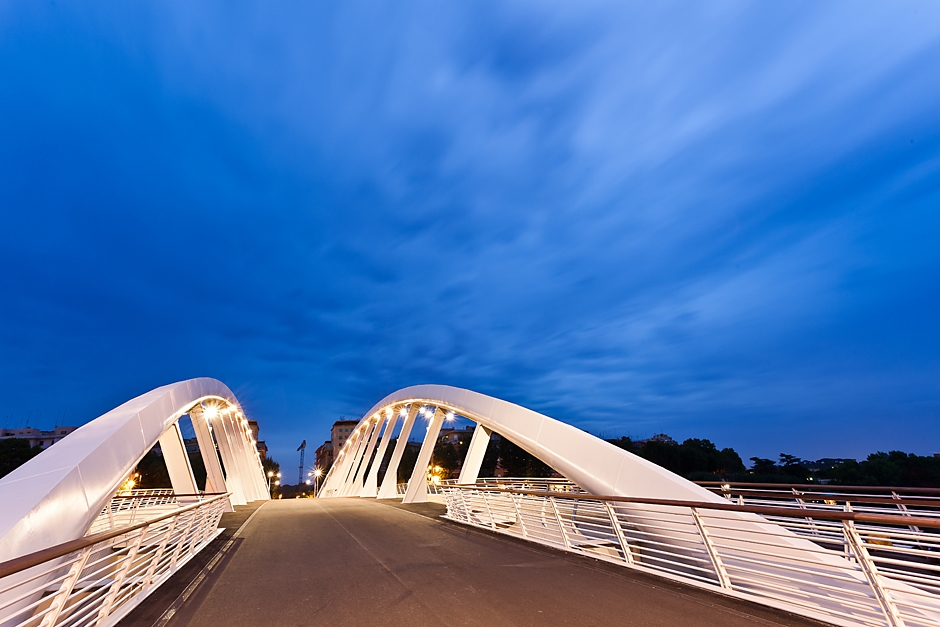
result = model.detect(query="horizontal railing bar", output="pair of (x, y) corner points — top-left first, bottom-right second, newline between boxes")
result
(108, 492), (228, 499)
(445, 485), (940, 529)
(0, 493), (229, 579)
(704, 489), (940, 507)
(697, 481), (940, 495)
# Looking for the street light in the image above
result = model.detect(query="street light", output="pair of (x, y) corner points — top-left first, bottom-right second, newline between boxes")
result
(313, 467), (323, 494)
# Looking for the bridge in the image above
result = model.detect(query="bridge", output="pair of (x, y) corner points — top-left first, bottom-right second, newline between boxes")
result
(1, 379), (939, 627)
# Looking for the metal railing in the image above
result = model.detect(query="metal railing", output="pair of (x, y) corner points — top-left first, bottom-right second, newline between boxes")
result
(699, 482), (940, 525)
(0, 493), (229, 627)
(395, 477), (583, 496)
(442, 485), (940, 627)
(86, 490), (223, 535)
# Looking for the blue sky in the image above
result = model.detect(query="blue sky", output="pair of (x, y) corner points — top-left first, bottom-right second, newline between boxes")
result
(1, 2), (939, 466)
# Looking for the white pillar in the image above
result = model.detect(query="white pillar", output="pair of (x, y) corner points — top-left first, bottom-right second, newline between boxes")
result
(377, 405), (418, 499)
(221, 414), (258, 501)
(232, 414), (268, 501)
(323, 433), (358, 494)
(190, 408), (233, 512)
(340, 420), (375, 496)
(362, 411), (398, 497)
(402, 408), (446, 504)
(457, 423), (492, 485)
(157, 422), (199, 502)
(346, 416), (384, 496)
(211, 414), (248, 505)
(338, 427), (370, 495)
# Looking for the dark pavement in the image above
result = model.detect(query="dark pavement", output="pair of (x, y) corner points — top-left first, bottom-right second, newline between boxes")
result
(121, 498), (826, 627)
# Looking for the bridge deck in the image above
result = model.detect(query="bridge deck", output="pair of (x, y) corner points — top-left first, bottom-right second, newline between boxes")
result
(122, 498), (822, 627)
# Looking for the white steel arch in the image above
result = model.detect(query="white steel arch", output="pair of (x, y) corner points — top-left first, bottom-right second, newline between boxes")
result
(320, 384), (725, 503)
(0, 378), (269, 562)
(319, 385), (940, 626)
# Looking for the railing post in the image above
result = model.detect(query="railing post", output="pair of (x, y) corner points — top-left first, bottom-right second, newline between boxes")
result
(142, 517), (178, 587)
(843, 520), (906, 627)
(38, 546), (93, 627)
(690, 508), (732, 589)
(510, 493), (528, 538)
(168, 511), (197, 571)
(481, 490), (498, 530)
(96, 524), (148, 624)
(792, 488), (820, 536)
(604, 501), (635, 565)
(548, 496), (572, 550)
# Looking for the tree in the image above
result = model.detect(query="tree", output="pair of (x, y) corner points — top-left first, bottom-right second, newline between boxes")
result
(0, 439), (43, 479)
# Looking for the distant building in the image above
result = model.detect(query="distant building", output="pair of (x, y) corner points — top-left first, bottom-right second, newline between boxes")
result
(808, 458), (855, 472)
(331, 419), (360, 456)
(315, 440), (334, 471)
(635, 433), (677, 447)
(247, 419), (269, 459)
(438, 426), (475, 445)
(0, 426), (77, 450)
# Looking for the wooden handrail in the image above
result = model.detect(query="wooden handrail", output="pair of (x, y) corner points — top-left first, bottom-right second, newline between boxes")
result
(0, 493), (230, 579)
(700, 488), (940, 507)
(446, 485), (940, 530)
(696, 481), (940, 495)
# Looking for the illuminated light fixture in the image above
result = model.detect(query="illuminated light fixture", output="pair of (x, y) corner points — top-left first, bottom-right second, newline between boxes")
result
(446, 411), (455, 420)
(204, 405), (219, 419)
(385, 407), (393, 418)
(399, 406), (408, 417)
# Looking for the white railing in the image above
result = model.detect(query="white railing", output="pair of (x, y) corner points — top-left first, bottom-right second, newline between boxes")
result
(395, 477), (583, 496)
(86, 490), (223, 535)
(442, 485), (940, 627)
(0, 493), (228, 627)
(699, 482), (940, 523)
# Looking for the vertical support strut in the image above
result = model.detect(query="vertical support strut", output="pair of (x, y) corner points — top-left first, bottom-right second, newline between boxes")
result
(377, 405), (419, 499)
(457, 423), (492, 485)
(190, 407), (232, 510)
(157, 422), (200, 501)
(338, 427), (371, 496)
(402, 408), (446, 504)
(209, 413), (247, 505)
(362, 410), (398, 497)
(348, 417), (384, 495)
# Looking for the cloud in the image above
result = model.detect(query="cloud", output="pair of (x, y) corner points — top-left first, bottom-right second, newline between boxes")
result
(1, 1), (939, 464)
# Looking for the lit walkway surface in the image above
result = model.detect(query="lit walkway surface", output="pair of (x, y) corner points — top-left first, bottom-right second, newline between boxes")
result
(122, 498), (819, 627)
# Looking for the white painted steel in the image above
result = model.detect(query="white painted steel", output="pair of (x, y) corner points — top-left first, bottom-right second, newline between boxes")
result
(0, 494), (228, 627)
(361, 413), (396, 497)
(320, 385), (940, 626)
(402, 408), (445, 504)
(444, 486), (940, 627)
(0, 378), (268, 563)
(375, 405), (418, 500)
(456, 424), (491, 485)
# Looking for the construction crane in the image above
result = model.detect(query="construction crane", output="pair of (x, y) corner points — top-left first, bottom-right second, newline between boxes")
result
(297, 440), (306, 488)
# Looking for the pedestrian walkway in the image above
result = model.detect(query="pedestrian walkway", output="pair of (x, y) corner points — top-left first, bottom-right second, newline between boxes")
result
(121, 498), (822, 627)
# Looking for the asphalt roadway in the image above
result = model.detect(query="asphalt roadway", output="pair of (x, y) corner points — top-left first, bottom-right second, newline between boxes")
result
(120, 498), (827, 627)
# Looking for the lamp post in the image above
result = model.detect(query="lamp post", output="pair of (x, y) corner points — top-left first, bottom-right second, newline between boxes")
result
(314, 467), (323, 495)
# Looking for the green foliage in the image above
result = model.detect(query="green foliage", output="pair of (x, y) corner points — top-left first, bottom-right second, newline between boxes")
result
(0, 439), (43, 478)
(823, 452), (940, 487)
(607, 436), (745, 479)
(262, 456), (280, 497)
